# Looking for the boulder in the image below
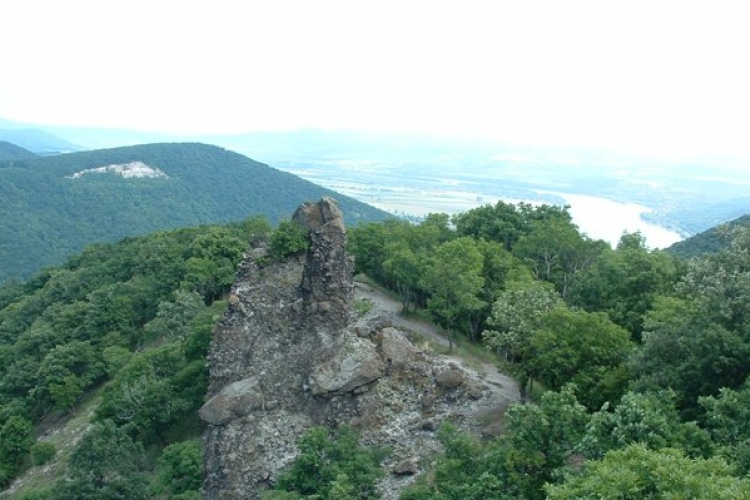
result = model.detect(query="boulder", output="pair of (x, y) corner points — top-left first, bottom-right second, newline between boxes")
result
(380, 327), (418, 367)
(392, 457), (419, 475)
(200, 377), (265, 425)
(311, 336), (386, 395)
(435, 367), (465, 388)
(292, 196), (344, 232)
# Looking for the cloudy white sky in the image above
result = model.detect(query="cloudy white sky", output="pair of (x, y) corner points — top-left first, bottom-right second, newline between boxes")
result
(1, 1), (749, 162)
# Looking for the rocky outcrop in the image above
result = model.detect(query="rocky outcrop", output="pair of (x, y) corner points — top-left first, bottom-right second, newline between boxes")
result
(310, 336), (385, 395)
(199, 377), (265, 425)
(201, 198), (514, 500)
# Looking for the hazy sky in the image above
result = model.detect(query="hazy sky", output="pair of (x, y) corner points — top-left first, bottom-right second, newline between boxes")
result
(1, 1), (748, 162)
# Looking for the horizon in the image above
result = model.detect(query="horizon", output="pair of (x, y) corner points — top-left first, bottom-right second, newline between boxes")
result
(1, 1), (749, 166)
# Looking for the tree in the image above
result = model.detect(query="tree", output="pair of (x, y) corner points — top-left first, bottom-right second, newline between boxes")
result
(482, 281), (562, 398)
(150, 440), (203, 498)
(51, 420), (147, 500)
(531, 307), (633, 409)
(271, 426), (387, 500)
(382, 241), (422, 312)
(500, 387), (589, 500)
(569, 232), (679, 341)
(700, 379), (750, 474)
(513, 216), (604, 299)
(580, 391), (712, 460)
(420, 238), (485, 350)
(399, 424), (507, 500)
(453, 201), (528, 251)
(631, 296), (750, 417)
(269, 219), (310, 260)
(0, 415), (33, 484)
(33, 340), (104, 411)
(546, 444), (750, 500)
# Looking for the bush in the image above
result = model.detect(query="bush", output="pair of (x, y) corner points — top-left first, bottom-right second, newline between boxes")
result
(30, 441), (56, 466)
(270, 426), (388, 499)
(269, 220), (310, 260)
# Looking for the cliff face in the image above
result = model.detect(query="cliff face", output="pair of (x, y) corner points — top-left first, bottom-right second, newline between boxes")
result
(201, 198), (511, 499)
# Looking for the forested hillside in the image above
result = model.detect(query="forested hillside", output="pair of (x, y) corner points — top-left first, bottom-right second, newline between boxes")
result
(2, 201), (750, 499)
(0, 142), (37, 162)
(341, 201), (750, 499)
(0, 142), (389, 282)
(667, 213), (750, 259)
(0, 216), (278, 498)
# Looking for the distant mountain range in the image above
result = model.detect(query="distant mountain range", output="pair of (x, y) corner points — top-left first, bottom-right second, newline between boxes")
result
(0, 142), (390, 282)
(3, 116), (750, 245)
(0, 120), (81, 154)
(0, 141), (38, 161)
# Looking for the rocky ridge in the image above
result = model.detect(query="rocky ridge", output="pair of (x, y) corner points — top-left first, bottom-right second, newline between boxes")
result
(201, 198), (516, 499)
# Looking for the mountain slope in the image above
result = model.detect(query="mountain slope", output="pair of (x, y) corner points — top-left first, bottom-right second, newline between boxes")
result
(666, 213), (750, 258)
(0, 142), (390, 282)
(0, 141), (38, 162)
(0, 128), (81, 154)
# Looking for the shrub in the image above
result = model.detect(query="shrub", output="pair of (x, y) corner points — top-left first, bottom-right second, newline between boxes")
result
(269, 220), (310, 260)
(30, 441), (56, 466)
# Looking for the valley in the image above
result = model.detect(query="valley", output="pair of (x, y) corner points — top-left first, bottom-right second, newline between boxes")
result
(264, 157), (689, 249)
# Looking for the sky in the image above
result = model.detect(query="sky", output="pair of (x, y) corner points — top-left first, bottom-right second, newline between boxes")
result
(1, 0), (749, 163)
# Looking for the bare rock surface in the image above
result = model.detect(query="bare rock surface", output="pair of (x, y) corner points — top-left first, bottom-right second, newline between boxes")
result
(199, 376), (265, 425)
(201, 198), (520, 500)
(311, 335), (385, 395)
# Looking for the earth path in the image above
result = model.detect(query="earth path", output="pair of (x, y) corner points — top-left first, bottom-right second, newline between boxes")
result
(354, 282), (520, 407)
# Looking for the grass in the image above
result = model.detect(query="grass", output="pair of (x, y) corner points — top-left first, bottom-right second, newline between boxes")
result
(354, 298), (374, 317)
(1, 387), (105, 499)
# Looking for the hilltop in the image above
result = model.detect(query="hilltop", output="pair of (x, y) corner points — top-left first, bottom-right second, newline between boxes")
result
(0, 142), (37, 162)
(0, 142), (390, 282)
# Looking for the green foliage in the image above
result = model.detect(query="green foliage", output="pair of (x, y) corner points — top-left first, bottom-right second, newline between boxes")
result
(51, 420), (148, 500)
(0, 415), (33, 483)
(667, 217), (750, 259)
(546, 444), (750, 499)
(0, 142), (389, 283)
(29, 441), (56, 466)
(580, 391), (712, 460)
(270, 426), (388, 500)
(95, 343), (207, 443)
(482, 281), (562, 397)
(402, 388), (588, 500)
(500, 387), (589, 500)
(0, 219), (245, 487)
(531, 308), (633, 409)
(150, 440), (203, 498)
(270, 219), (310, 260)
(700, 380), (750, 474)
(632, 295), (750, 417)
(569, 232), (679, 340)
(512, 213), (605, 299)
(0, 141), (38, 162)
(420, 237), (485, 348)
(399, 424), (507, 500)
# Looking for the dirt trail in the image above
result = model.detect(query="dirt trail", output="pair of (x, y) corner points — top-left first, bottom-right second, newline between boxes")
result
(354, 282), (520, 406)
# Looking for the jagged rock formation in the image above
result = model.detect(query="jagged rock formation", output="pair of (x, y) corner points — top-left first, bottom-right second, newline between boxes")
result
(201, 197), (514, 499)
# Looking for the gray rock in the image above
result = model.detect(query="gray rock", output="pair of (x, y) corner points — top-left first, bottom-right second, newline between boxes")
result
(199, 377), (264, 425)
(392, 457), (419, 475)
(421, 392), (438, 409)
(435, 368), (465, 388)
(311, 336), (386, 395)
(380, 327), (418, 367)
(202, 198), (518, 500)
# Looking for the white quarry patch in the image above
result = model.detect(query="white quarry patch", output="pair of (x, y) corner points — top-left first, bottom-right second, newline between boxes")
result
(66, 161), (168, 179)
